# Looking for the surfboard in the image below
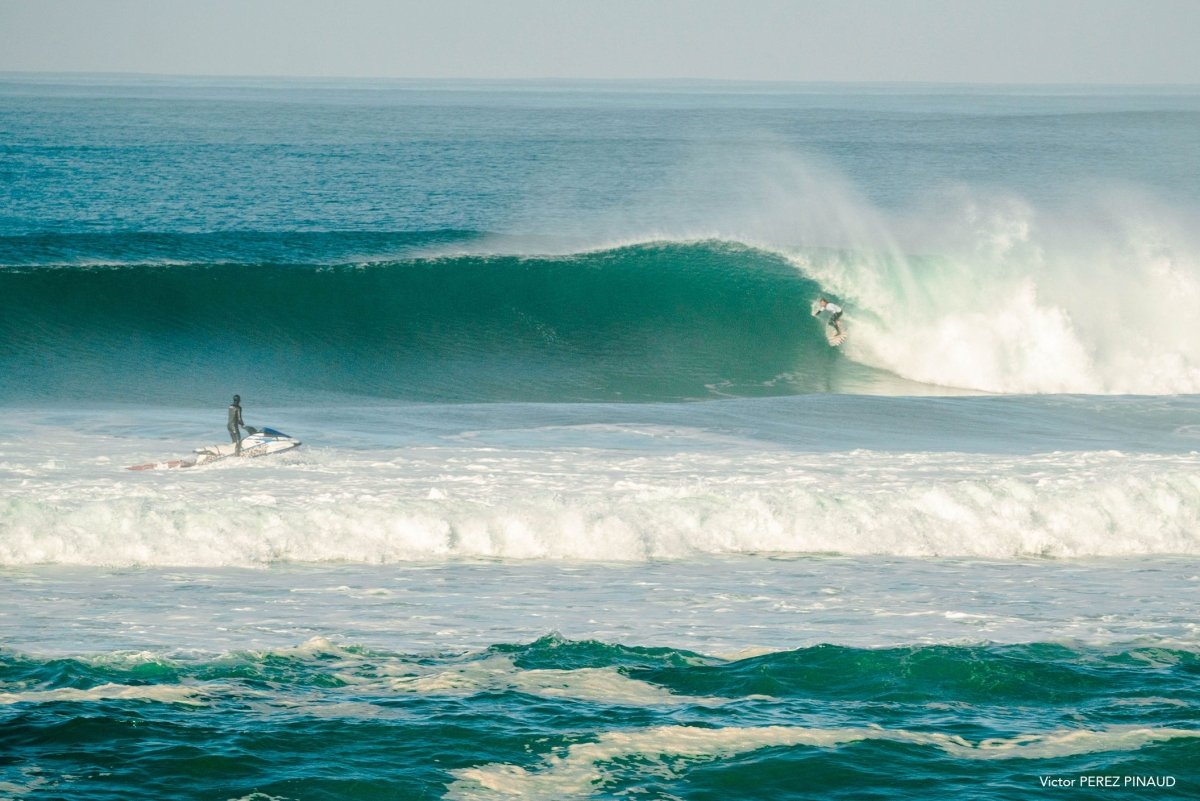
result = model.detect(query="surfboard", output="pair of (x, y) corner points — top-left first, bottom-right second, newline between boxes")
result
(127, 458), (191, 471)
(127, 428), (301, 471)
(826, 326), (848, 347)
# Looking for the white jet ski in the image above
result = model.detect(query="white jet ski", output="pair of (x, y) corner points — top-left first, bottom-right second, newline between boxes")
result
(128, 427), (302, 470)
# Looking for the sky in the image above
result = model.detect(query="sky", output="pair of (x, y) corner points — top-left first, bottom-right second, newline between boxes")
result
(0, 0), (1197, 84)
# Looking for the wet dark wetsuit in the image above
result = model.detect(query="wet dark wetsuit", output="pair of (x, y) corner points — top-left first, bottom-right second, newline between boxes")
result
(227, 403), (244, 452)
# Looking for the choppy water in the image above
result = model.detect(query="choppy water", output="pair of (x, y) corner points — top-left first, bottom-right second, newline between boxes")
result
(2, 75), (1199, 799)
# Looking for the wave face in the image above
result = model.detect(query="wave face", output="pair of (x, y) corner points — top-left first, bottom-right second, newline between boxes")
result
(0, 237), (872, 404)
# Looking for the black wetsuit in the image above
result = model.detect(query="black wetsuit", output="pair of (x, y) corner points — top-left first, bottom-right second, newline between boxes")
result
(227, 403), (244, 450)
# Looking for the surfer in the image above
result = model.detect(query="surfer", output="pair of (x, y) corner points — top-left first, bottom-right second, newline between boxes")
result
(227, 394), (245, 455)
(812, 298), (843, 336)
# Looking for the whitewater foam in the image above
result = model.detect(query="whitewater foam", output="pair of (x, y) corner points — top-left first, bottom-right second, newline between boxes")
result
(786, 187), (1200, 394)
(377, 654), (720, 707)
(4, 447), (1198, 567)
(446, 724), (1200, 800)
(0, 683), (204, 706)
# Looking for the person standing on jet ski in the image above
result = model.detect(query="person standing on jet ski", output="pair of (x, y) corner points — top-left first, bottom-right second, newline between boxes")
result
(228, 394), (246, 455)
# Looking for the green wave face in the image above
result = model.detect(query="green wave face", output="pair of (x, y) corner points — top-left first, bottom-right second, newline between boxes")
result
(1, 241), (869, 404)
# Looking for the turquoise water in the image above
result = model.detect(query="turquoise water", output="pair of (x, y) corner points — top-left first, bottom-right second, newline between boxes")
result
(2, 75), (1199, 799)
(3, 559), (1199, 800)
(0, 241), (843, 403)
(2, 636), (1196, 800)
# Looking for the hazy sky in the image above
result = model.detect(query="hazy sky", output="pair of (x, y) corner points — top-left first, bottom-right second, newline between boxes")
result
(1, 0), (1197, 84)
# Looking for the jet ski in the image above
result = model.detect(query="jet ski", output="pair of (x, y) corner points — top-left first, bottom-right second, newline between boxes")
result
(127, 427), (302, 470)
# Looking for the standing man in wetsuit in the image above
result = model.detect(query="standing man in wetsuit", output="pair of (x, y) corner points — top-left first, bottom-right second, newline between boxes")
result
(228, 394), (245, 454)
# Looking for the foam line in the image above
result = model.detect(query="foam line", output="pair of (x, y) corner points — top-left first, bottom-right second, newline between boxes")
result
(5, 456), (1198, 566)
(447, 724), (1200, 799)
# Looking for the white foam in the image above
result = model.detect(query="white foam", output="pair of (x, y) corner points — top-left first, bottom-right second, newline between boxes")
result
(3, 448), (1198, 566)
(0, 766), (55, 798)
(447, 724), (1200, 800)
(0, 682), (204, 706)
(143, 638), (717, 708)
(246, 635), (362, 661)
(378, 654), (717, 707)
(787, 188), (1200, 394)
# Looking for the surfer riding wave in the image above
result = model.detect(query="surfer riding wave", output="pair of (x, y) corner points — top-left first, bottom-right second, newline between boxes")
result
(812, 298), (844, 337)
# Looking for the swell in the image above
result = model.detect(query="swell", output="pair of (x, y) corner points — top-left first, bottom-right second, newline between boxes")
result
(0, 240), (859, 404)
(0, 229), (480, 267)
(3, 636), (1196, 800)
(5, 635), (1199, 705)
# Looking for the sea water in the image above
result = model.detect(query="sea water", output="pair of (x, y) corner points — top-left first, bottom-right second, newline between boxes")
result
(1, 75), (1199, 799)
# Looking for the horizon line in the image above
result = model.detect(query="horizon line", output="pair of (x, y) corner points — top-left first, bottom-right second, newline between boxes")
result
(3, 69), (1199, 91)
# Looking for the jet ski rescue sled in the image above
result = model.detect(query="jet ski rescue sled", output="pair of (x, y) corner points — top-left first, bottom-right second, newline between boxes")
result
(127, 427), (301, 471)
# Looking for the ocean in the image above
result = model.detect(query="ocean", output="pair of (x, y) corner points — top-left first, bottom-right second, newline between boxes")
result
(1, 74), (1198, 799)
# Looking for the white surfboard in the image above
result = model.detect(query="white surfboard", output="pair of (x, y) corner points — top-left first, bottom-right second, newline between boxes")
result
(826, 327), (848, 347)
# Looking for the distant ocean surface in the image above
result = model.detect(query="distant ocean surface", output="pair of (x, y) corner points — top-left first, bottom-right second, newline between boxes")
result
(2, 75), (1198, 799)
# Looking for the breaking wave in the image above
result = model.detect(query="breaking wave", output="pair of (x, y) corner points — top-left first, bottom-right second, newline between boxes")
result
(5, 203), (1200, 404)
